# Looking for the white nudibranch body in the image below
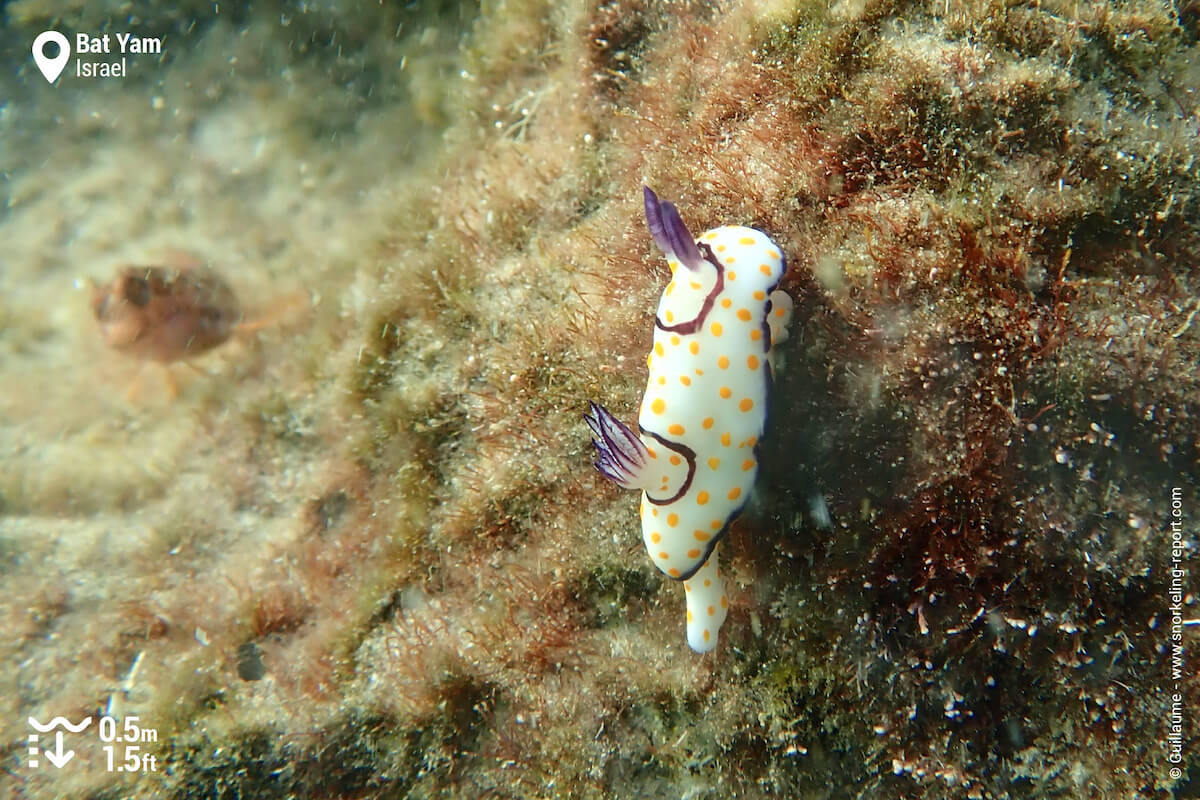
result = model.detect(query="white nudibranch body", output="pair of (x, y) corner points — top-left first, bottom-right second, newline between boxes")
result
(586, 187), (793, 653)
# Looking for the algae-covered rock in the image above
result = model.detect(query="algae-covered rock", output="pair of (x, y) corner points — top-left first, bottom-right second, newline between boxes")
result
(0, 0), (1195, 798)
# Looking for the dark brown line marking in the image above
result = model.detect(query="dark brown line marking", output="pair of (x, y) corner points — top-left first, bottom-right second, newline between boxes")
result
(655, 242), (724, 335)
(640, 427), (696, 507)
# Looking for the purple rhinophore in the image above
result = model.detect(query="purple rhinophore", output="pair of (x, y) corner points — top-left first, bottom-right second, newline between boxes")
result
(585, 402), (649, 490)
(642, 186), (704, 271)
(643, 186), (672, 256)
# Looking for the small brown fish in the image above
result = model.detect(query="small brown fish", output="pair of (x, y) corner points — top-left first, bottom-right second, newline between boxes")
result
(91, 263), (242, 364)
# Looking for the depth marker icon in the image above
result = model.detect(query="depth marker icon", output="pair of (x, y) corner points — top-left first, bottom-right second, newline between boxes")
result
(26, 716), (92, 769)
(32, 31), (70, 83)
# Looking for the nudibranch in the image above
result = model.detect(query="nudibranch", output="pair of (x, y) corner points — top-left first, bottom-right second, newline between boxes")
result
(586, 187), (793, 652)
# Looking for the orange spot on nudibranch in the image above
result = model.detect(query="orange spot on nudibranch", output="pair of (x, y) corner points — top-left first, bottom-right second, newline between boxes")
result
(651, 532), (662, 543)
(750, 329), (762, 341)
(702, 417), (714, 429)
(721, 298), (732, 308)
(747, 354), (760, 369)
(739, 397), (754, 412)
(669, 454), (681, 465)
(668, 568), (681, 577)
(719, 386), (732, 399)
(696, 491), (710, 505)
(759, 264), (772, 275)
(711, 322), (723, 336)
(694, 530), (711, 541)
(739, 237), (755, 245)
(728, 487), (742, 501)
(668, 423), (685, 435)
(680, 375), (692, 386)
(667, 513), (679, 527)
(718, 356), (730, 369)
(707, 457), (720, 470)
(689, 341), (700, 355)
(688, 548), (701, 558)
(651, 398), (666, 414)
(737, 308), (752, 321)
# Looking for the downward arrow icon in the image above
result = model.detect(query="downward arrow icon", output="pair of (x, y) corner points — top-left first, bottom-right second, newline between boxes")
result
(43, 732), (75, 768)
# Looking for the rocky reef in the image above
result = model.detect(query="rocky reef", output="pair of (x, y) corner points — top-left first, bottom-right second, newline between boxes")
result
(1, 0), (1196, 798)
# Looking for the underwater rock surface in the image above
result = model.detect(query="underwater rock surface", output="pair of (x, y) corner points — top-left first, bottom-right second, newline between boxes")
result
(0, 1), (1195, 798)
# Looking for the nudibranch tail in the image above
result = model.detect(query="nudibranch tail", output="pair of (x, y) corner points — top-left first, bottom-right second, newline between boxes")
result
(642, 185), (704, 270)
(585, 402), (652, 491)
(683, 552), (728, 653)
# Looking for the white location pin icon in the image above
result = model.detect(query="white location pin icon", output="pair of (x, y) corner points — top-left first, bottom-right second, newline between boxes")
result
(32, 31), (70, 84)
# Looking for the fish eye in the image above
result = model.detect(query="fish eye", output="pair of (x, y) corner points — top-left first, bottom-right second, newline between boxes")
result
(122, 275), (152, 307)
